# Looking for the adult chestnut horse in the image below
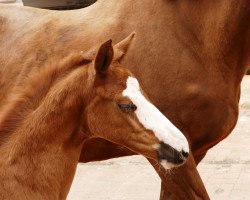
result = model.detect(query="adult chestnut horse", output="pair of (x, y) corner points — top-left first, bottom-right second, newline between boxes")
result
(0, 37), (189, 199)
(0, 0), (249, 199)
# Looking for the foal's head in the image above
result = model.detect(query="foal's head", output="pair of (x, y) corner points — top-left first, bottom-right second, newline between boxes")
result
(84, 33), (189, 169)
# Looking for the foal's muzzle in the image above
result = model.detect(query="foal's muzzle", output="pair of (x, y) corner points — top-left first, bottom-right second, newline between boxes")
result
(157, 142), (189, 169)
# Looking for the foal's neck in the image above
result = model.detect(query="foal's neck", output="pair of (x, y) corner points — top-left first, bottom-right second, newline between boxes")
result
(0, 54), (91, 199)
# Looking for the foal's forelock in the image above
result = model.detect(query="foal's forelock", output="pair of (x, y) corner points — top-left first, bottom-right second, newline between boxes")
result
(122, 77), (189, 153)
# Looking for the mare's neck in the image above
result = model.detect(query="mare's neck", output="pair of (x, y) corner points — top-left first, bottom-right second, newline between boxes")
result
(0, 56), (92, 199)
(90, 0), (249, 81)
(174, 0), (249, 80)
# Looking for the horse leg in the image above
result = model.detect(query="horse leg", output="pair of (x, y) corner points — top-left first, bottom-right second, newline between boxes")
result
(79, 139), (209, 199)
(148, 153), (210, 200)
(194, 152), (207, 165)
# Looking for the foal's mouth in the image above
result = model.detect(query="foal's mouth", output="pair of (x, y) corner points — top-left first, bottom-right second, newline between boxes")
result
(156, 142), (189, 170)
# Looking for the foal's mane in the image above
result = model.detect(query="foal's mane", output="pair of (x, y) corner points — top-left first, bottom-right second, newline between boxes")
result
(0, 53), (91, 145)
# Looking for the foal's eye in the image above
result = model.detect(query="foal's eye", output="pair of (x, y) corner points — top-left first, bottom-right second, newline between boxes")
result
(118, 103), (137, 113)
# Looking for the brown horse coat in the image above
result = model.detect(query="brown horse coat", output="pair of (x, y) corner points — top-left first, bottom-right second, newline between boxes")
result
(0, 0), (249, 199)
(0, 37), (189, 199)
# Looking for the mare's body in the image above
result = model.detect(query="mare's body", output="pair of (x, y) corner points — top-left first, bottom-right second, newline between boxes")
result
(0, 1), (249, 199)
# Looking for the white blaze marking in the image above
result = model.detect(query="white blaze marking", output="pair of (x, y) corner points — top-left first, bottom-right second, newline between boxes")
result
(123, 77), (189, 153)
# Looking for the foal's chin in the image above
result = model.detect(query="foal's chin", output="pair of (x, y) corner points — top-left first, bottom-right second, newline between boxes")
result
(159, 160), (184, 171)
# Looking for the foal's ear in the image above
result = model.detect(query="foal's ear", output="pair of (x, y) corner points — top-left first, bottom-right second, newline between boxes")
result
(114, 32), (136, 62)
(94, 39), (114, 77)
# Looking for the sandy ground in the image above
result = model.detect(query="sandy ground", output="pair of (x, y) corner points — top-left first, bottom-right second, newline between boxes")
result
(68, 76), (250, 200)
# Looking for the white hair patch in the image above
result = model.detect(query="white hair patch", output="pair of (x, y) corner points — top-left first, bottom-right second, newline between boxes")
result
(123, 76), (189, 153)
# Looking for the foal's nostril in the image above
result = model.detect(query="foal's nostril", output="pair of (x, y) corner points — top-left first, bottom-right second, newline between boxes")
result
(157, 142), (188, 166)
(181, 150), (189, 159)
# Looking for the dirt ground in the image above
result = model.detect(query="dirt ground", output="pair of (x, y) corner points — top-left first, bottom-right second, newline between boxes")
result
(68, 76), (250, 200)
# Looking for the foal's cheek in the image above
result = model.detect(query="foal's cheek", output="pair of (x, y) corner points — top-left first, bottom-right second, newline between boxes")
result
(86, 102), (116, 135)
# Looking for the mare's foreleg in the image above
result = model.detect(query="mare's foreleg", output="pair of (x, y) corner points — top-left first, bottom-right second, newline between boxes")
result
(79, 138), (210, 200)
(148, 153), (210, 200)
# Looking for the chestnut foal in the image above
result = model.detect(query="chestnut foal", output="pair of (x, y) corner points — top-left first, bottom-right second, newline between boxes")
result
(0, 35), (189, 200)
